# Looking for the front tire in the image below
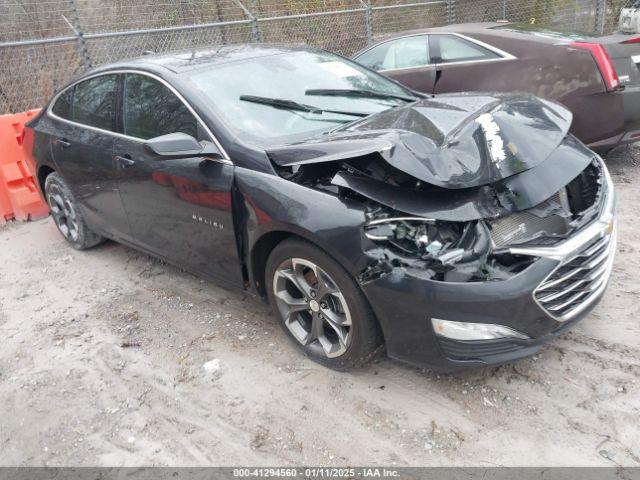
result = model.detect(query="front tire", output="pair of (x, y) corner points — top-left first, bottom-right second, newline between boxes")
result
(44, 172), (103, 250)
(266, 238), (383, 370)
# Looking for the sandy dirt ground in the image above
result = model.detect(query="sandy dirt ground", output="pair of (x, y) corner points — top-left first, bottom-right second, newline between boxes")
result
(1, 148), (639, 467)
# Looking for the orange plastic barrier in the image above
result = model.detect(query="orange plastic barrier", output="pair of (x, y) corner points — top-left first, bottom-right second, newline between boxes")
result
(0, 109), (49, 224)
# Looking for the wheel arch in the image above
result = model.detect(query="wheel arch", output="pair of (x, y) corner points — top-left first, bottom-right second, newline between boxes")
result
(250, 230), (294, 297)
(249, 225), (361, 299)
(37, 164), (55, 194)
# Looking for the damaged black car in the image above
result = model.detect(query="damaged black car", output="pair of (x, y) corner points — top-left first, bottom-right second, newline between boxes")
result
(25, 45), (617, 371)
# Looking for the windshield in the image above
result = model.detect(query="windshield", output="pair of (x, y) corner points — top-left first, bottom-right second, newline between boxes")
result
(185, 50), (415, 143)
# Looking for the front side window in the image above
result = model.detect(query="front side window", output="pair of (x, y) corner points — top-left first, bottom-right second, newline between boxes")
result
(432, 35), (501, 64)
(71, 75), (118, 131)
(356, 35), (430, 71)
(123, 74), (199, 140)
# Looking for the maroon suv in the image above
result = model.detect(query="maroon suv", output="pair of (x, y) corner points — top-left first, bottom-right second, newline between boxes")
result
(353, 22), (640, 151)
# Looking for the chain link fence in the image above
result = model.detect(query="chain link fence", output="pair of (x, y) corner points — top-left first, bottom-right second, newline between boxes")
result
(0, 0), (636, 114)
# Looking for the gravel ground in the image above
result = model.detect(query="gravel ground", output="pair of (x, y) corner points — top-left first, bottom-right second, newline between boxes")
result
(1, 148), (639, 467)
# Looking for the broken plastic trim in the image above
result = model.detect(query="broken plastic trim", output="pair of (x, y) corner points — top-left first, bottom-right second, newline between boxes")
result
(364, 216), (435, 241)
(364, 217), (465, 264)
(361, 215), (504, 283)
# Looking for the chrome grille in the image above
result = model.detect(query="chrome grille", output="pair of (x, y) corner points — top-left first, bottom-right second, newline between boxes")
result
(534, 230), (616, 322)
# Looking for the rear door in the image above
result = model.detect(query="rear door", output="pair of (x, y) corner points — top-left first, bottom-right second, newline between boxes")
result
(354, 35), (437, 93)
(114, 72), (243, 286)
(49, 73), (130, 238)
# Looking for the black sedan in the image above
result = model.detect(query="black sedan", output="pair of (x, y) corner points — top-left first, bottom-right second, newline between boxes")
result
(25, 45), (617, 371)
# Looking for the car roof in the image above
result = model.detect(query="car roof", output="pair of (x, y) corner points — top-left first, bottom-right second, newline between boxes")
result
(85, 43), (323, 77)
(370, 22), (505, 42)
(366, 22), (595, 46)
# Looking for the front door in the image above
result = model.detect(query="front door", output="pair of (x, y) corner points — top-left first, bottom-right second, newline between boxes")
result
(114, 72), (243, 286)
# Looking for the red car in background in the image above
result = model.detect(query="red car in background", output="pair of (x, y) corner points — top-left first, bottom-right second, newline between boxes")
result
(353, 22), (640, 152)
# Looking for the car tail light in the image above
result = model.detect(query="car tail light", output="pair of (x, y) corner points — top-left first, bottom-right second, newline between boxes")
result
(621, 36), (640, 44)
(570, 41), (620, 92)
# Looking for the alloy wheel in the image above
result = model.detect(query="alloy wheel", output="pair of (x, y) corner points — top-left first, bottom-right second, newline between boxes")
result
(46, 185), (79, 242)
(273, 258), (352, 358)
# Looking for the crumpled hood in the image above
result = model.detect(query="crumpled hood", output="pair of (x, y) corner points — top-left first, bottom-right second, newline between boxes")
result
(267, 93), (573, 189)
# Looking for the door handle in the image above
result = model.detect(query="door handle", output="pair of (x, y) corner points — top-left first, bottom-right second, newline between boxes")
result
(55, 138), (71, 148)
(114, 154), (136, 169)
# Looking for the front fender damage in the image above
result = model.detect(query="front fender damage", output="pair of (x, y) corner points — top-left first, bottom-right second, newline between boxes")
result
(267, 94), (605, 284)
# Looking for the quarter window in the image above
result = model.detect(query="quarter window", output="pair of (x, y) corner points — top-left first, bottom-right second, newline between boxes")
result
(356, 35), (429, 71)
(51, 88), (72, 120)
(432, 35), (501, 64)
(123, 74), (199, 140)
(71, 75), (118, 131)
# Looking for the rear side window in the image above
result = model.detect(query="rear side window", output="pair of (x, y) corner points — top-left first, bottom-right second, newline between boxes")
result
(71, 75), (118, 131)
(123, 74), (199, 140)
(432, 35), (501, 64)
(356, 35), (430, 71)
(51, 88), (72, 119)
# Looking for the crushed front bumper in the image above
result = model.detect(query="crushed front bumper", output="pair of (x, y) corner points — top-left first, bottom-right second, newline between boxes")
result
(361, 159), (617, 372)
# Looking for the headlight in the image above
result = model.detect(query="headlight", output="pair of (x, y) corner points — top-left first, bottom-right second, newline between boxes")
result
(596, 155), (616, 233)
(432, 318), (530, 341)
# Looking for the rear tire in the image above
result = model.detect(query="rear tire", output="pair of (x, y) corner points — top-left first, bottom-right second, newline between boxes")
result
(265, 238), (383, 370)
(44, 172), (104, 250)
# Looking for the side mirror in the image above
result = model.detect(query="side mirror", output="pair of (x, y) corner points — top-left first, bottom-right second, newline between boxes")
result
(144, 132), (223, 160)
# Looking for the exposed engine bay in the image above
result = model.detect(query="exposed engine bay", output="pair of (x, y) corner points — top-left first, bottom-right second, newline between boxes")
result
(273, 153), (604, 283)
(267, 94), (607, 283)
